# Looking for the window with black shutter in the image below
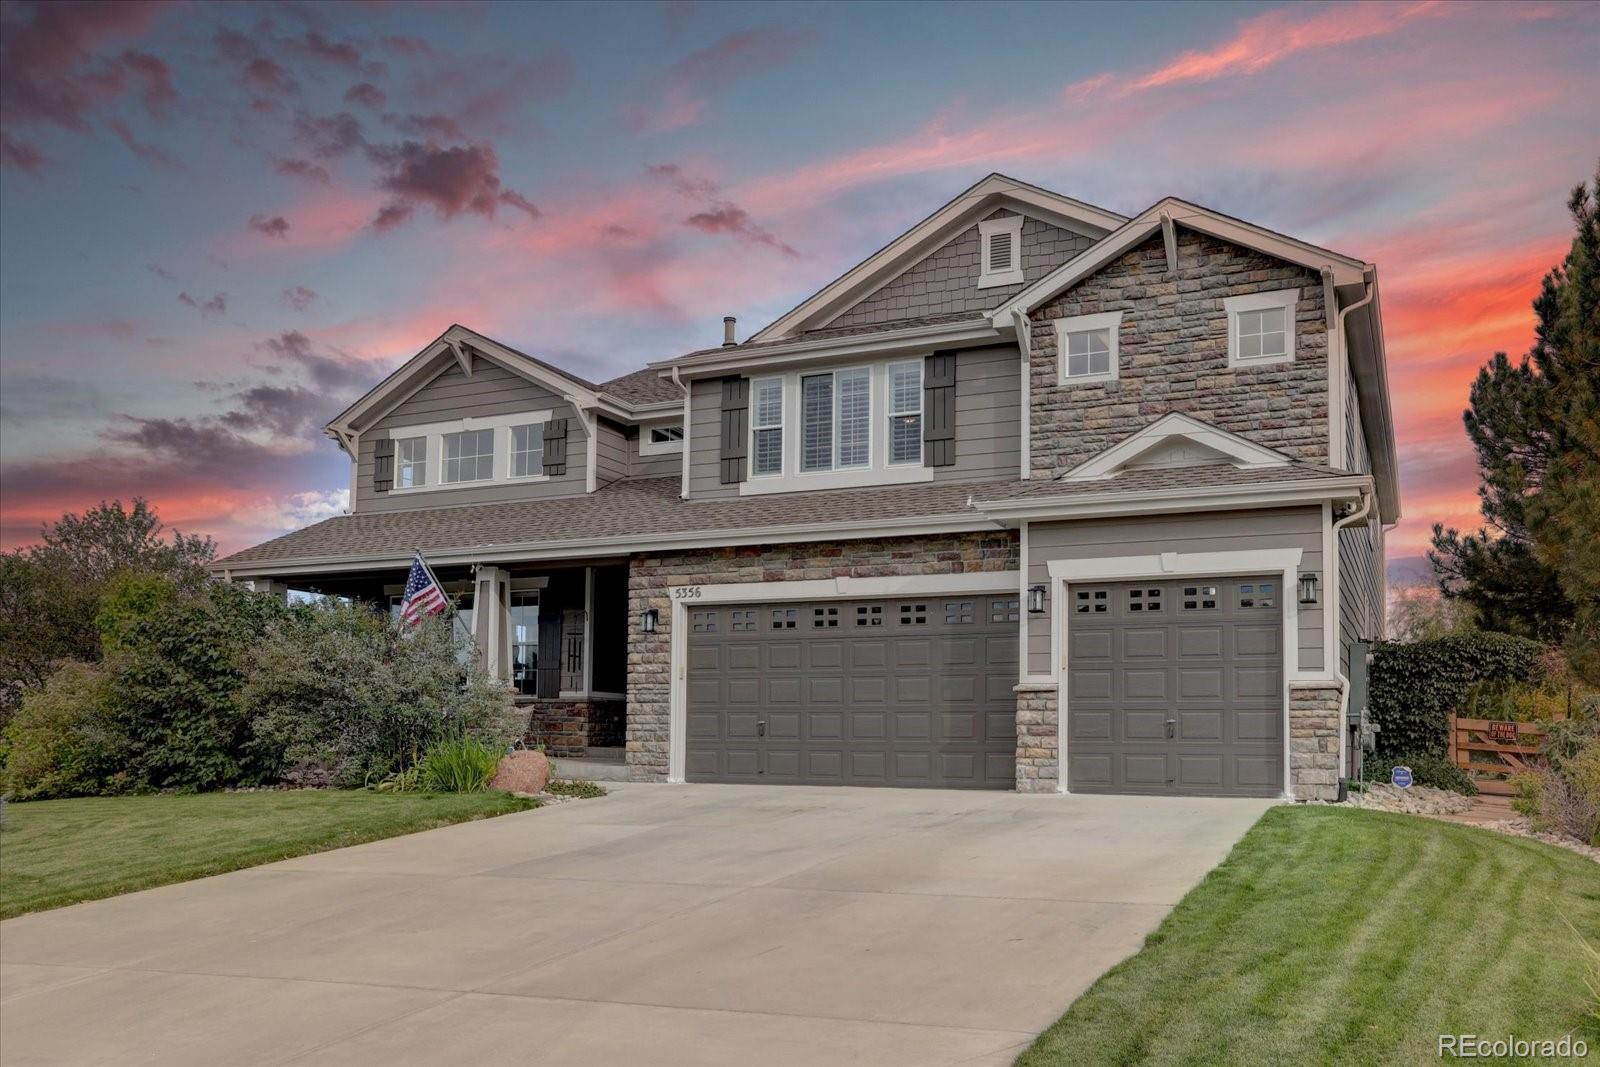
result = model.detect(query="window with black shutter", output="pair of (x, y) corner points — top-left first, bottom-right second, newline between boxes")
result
(372, 438), (395, 493)
(923, 350), (957, 467)
(719, 376), (748, 484)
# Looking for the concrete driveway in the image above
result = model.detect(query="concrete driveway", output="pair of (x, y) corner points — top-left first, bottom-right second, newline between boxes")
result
(1, 785), (1271, 1066)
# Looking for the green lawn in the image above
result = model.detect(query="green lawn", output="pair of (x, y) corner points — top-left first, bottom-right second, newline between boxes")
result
(0, 790), (536, 919)
(1020, 807), (1600, 1066)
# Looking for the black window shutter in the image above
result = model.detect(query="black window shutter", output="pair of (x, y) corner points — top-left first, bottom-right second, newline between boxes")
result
(543, 417), (568, 476)
(719, 376), (748, 484)
(373, 438), (395, 493)
(924, 350), (957, 467)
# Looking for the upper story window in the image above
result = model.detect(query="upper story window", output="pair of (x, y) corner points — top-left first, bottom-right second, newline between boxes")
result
(887, 360), (922, 465)
(1224, 288), (1298, 368)
(801, 367), (871, 472)
(638, 422), (684, 456)
(396, 436), (426, 488)
(977, 215), (1025, 289)
(379, 408), (554, 496)
(510, 423), (544, 477)
(1054, 310), (1122, 386)
(752, 378), (784, 476)
(442, 428), (495, 483)
(743, 361), (933, 495)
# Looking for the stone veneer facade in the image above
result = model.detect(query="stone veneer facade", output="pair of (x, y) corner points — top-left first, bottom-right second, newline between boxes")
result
(1014, 683), (1059, 793)
(1288, 682), (1343, 801)
(1028, 229), (1330, 478)
(522, 698), (625, 758)
(625, 531), (1021, 782)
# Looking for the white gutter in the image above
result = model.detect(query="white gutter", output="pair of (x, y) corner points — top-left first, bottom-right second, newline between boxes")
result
(1010, 308), (1033, 480)
(971, 475), (1372, 520)
(210, 512), (1006, 579)
(655, 318), (1004, 377)
(1332, 266), (1376, 471)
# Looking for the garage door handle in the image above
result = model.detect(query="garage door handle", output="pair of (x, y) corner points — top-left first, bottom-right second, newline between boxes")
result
(1166, 719), (1176, 739)
(757, 720), (767, 737)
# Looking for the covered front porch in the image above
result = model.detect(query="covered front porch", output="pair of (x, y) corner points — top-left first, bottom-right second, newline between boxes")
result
(244, 559), (630, 759)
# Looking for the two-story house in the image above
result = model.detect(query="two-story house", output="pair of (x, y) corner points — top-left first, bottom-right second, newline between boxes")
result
(215, 174), (1397, 801)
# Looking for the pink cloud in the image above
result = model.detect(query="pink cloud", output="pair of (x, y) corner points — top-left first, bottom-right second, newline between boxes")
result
(623, 27), (819, 134)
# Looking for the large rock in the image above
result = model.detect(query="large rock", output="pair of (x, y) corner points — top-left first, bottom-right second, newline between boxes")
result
(490, 749), (550, 795)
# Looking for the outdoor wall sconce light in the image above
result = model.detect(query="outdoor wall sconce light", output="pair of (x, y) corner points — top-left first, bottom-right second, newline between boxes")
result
(641, 607), (659, 633)
(1298, 573), (1320, 605)
(1028, 584), (1047, 614)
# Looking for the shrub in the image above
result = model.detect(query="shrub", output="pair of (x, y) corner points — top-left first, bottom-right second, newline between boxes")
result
(0, 661), (125, 799)
(111, 581), (293, 791)
(1513, 719), (1600, 845)
(1360, 750), (1478, 796)
(419, 736), (503, 793)
(544, 778), (606, 799)
(1369, 632), (1545, 759)
(244, 602), (519, 788)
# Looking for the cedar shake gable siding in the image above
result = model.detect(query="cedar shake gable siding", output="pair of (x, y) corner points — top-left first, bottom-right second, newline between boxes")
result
(1028, 229), (1330, 479)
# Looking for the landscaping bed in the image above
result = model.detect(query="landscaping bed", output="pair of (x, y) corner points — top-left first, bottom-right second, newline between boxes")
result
(1018, 805), (1600, 1066)
(0, 789), (536, 919)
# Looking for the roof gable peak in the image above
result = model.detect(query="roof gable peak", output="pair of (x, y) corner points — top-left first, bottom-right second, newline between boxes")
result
(1061, 412), (1293, 482)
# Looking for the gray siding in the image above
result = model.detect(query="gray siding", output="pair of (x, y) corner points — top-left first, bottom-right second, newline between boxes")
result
(1338, 368), (1383, 674)
(830, 209), (1093, 330)
(355, 359), (587, 513)
(595, 417), (629, 488)
(628, 425), (682, 480)
(935, 343), (1021, 482)
(688, 377), (736, 499)
(1026, 507), (1326, 676)
(686, 346), (1021, 498)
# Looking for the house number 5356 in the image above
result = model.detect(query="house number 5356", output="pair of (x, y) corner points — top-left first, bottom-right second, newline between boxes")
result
(673, 587), (703, 600)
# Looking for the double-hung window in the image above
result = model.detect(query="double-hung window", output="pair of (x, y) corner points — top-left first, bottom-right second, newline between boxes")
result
(441, 428), (495, 483)
(1224, 288), (1297, 368)
(751, 378), (783, 476)
(509, 423), (544, 477)
(1054, 311), (1122, 386)
(887, 361), (922, 465)
(395, 436), (426, 488)
(800, 368), (870, 473)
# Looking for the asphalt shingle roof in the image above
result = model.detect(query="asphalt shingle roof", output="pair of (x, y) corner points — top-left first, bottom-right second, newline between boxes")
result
(597, 367), (682, 406)
(216, 462), (1361, 569)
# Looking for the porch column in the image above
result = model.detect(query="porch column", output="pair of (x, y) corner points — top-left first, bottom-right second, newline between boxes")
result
(246, 578), (290, 603)
(472, 566), (512, 681)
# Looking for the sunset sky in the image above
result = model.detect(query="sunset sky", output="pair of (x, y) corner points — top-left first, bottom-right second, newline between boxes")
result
(1, 0), (1596, 580)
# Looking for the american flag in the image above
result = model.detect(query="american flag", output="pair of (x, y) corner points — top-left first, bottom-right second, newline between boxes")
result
(399, 552), (448, 626)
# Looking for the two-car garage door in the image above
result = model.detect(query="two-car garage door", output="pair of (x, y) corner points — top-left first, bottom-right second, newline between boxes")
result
(685, 596), (1020, 788)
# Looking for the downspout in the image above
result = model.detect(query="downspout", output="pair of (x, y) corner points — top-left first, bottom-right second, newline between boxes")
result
(1331, 486), (1375, 792)
(1011, 308), (1033, 480)
(1332, 266), (1377, 472)
(671, 365), (690, 500)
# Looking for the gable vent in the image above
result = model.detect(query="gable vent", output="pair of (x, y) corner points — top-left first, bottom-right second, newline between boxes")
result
(987, 230), (1014, 272)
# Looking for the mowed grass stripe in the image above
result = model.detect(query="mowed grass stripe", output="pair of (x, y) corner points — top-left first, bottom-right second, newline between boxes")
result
(1017, 807), (1600, 1067)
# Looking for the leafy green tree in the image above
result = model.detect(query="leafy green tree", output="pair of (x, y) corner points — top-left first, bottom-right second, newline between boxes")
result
(1431, 163), (1600, 677)
(0, 500), (216, 724)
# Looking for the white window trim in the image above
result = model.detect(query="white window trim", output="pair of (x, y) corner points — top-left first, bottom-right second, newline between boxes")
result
(742, 361), (935, 496)
(749, 375), (785, 478)
(665, 570), (1021, 782)
(393, 434), (428, 490)
(885, 359), (923, 467)
(1224, 287), (1298, 368)
(382, 409), (553, 495)
(977, 215), (1025, 289)
(638, 420), (685, 456)
(1054, 310), (1122, 386)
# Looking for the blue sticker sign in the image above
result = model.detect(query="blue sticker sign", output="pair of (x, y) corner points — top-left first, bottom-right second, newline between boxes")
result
(1391, 766), (1413, 789)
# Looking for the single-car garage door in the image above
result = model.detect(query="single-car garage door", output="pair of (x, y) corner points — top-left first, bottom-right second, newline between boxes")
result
(686, 596), (1019, 788)
(1067, 576), (1283, 796)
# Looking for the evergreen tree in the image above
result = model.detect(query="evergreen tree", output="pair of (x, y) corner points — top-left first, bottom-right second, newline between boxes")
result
(1431, 163), (1600, 678)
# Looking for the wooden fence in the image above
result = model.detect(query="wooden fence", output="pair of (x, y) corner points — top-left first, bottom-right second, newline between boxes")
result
(1447, 715), (1561, 796)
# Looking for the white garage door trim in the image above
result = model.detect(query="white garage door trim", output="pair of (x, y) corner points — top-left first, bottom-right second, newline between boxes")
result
(1047, 549), (1303, 799)
(667, 570), (1022, 782)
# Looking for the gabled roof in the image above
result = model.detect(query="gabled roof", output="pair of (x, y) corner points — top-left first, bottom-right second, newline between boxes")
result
(988, 197), (1370, 324)
(326, 324), (682, 444)
(1060, 413), (1293, 482)
(748, 173), (1126, 343)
